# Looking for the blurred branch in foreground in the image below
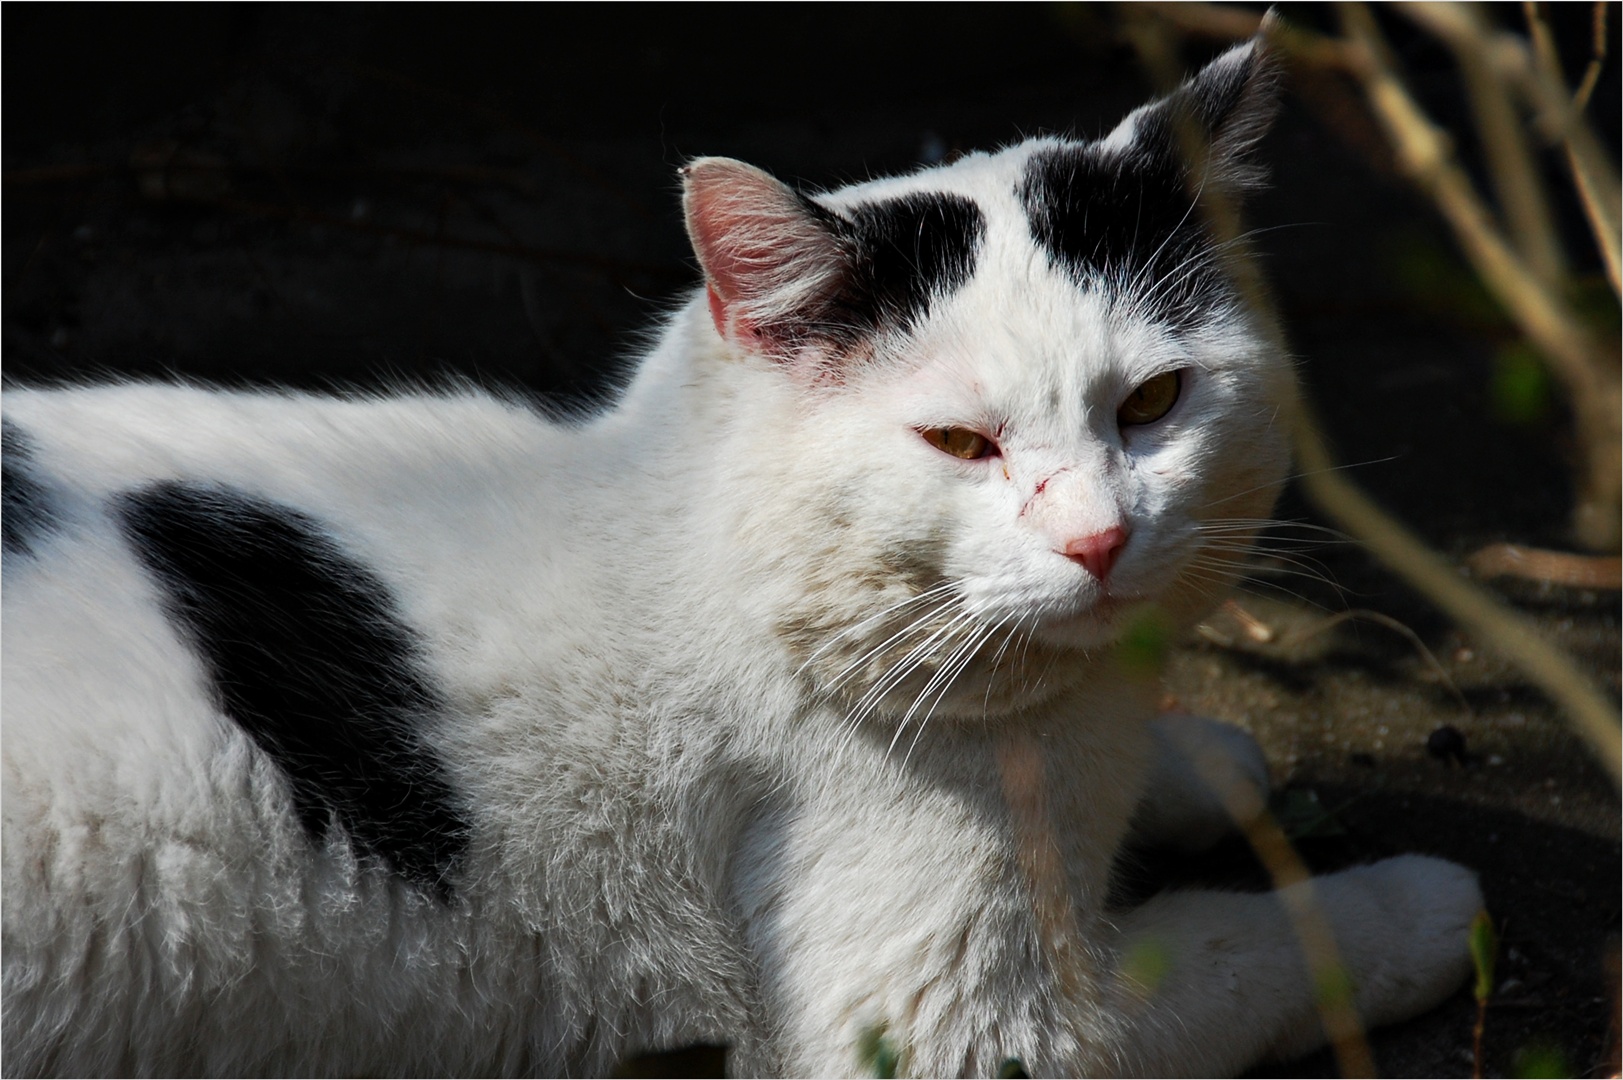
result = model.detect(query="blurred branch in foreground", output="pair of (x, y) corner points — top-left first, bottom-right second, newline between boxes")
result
(1145, 1), (1622, 552)
(1124, 3), (1621, 781)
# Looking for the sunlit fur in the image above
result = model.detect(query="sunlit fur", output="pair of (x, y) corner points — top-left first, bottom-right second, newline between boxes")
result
(3, 36), (1479, 1078)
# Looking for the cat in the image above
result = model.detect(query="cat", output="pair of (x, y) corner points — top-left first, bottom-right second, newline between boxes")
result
(2, 32), (1481, 1078)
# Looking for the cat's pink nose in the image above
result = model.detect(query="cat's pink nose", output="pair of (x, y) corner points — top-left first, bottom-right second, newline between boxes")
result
(1060, 526), (1128, 581)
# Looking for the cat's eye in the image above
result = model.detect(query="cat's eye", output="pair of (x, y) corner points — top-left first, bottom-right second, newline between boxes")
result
(921, 427), (994, 460)
(1117, 371), (1182, 427)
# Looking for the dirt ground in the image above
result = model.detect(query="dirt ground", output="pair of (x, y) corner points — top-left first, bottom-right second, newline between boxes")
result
(5, 6), (1618, 1077)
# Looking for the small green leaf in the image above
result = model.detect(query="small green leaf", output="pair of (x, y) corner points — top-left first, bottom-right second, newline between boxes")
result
(1512, 1040), (1572, 1079)
(1490, 343), (1552, 426)
(857, 1024), (899, 1079)
(1387, 235), (1506, 327)
(1312, 963), (1356, 1010)
(1120, 935), (1174, 997)
(1117, 607), (1172, 679)
(1271, 788), (1349, 840)
(1469, 910), (1498, 1003)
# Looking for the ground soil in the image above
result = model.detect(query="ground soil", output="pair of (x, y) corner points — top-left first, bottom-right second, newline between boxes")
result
(5, 6), (1618, 1077)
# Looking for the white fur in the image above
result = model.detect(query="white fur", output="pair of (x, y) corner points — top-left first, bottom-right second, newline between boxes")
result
(2, 40), (1480, 1078)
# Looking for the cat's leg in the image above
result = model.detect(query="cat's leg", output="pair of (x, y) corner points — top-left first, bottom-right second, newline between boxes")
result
(1129, 713), (1270, 851)
(729, 761), (1140, 1080)
(1109, 855), (1483, 1076)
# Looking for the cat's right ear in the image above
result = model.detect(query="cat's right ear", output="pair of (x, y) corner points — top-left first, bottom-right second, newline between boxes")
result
(680, 158), (846, 352)
(1104, 19), (1283, 193)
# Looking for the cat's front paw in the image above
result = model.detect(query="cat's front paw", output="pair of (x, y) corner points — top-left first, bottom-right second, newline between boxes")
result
(1335, 855), (1483, 1027)
(1132, 714), (1271, 851)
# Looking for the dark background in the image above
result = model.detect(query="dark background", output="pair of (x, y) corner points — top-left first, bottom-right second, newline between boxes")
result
(5, 5), (1618, 1076)
(5, 4), (1615, 551)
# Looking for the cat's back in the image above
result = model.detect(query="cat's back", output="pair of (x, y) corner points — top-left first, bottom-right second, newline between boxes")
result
(3, 382), (570, 526)
(0, 383), (642, 1075)
(0, 378), (637, 791)
(3, 382), (586, 769)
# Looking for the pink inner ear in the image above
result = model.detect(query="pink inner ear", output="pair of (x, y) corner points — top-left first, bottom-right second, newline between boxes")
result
(705, 282), (737, 339)
(684, 174), (763, 303)
(681, 157), (844, 349)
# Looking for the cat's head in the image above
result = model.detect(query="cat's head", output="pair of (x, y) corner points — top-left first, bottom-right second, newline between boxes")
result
(682, 34), (1294, 722)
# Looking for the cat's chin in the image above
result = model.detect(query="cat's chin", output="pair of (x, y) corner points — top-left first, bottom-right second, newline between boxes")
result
(1027, 594), (1151, 652)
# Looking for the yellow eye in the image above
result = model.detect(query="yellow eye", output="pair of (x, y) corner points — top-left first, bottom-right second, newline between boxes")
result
(1118, 371), (1182, 427)
(922, 427), (993, 460)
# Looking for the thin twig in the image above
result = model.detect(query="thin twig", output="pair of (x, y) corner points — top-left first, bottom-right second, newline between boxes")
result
(1292, 403), (1622, 783)
(1212, 763), (1380, 1079)
(1520, 0), (1623, 297)
(1129, 5), (1623, 782)
(1339, 4), (1607, 401)
(1339, 2), (1620, 550)
(1570, 1), (1612, 115)
(1132, 3), (1359, 70)
(1206, 601), (1472, 712)
(1116, 22), (1384, 1072)
(1401, 2), (1566, 285)
(1303, 609), (1472, 713)
(1467, 543), (1623, 589)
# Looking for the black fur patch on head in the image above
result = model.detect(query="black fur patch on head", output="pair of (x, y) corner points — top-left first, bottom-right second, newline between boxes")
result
(779, 191), (984, 347)
(1019, 142), (1228, 328)
(3, 419), (59, 557)
(832, 192), (986, 337)
(118, 482), (470, 895)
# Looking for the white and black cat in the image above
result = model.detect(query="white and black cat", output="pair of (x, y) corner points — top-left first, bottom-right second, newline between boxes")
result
(2, 35), (1480, 1077)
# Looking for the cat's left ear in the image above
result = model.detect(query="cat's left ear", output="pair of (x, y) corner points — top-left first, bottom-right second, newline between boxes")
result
(680, 157), (848, 352)
(1107, 16), (1282, 192)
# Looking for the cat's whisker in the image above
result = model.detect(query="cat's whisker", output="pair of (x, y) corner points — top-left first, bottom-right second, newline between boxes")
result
(1193, 546), (1343, 592)
(820, 590), (963, 693)
(898, 624), (999, 771)
(795, 582), (958, 680)
(1134, 245), (1223, 319)
(1195, 527), (1346, 570)
(1198, 538), (1336, 570)
(1198, 456), (1401, 512)
(1198, 516), (1350, 541)
(894, 613), (982, 727)
(1180, 559), (1345, 614)
(1132, 232), (1272, 323)
(886, 613), (987, 760)
(1189, 552), (1333, 589)
(1122, 174), (1210, 306)
(914, 614), (999, 721)
(982, 612), (1033, 718)
(986, 611), (1027, 672)
(1196, 523), (1350, 547)
(841, 607), (974, 735)
(1134, 223), (1293, 316)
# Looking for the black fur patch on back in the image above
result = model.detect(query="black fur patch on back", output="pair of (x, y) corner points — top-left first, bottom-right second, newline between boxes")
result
(1019, 143), (1227, 327)
(119, 482), (470, 895)
(3, 419), (58, 557)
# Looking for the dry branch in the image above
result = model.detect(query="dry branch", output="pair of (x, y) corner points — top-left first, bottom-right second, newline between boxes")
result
(1123, 4), (1623, 783)
(1338, 2), (1620, 550)
(1400, 2), (1566, 285)
(1521, 0), (1622, 296)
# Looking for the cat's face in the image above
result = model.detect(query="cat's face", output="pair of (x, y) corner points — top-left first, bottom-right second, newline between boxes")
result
(848, 238), (1291, 654)
(687, 36), (1292, 722)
